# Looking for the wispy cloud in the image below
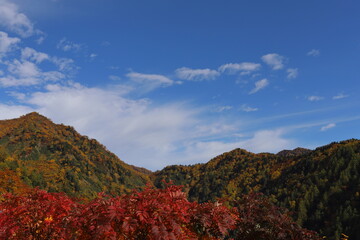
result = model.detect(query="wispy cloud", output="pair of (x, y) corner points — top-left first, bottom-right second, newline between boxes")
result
(218, 62), (261, 74)
(36, 36), (45, 45)
(214, 105), (233, 112)
(249, 78), (269, 94)
(0, 0), (37, 37)
(101, 41), (111, 47)
(287, 68), (298, 79)
(89, 53), (97, 59)
(333, 93), (349, 100)
(307, 95), (324, 101)
(127, 71), (178, 92)
(175, 67), (219, 81)
(57, 38), (82, 52)
(320, 123), (336, 131)
(307, 49), (320, 57)
(261, 53), (284, 70)
(109, 75), (121, 81)
(239, 104), (258, 112)
(51, 57), (76, 72)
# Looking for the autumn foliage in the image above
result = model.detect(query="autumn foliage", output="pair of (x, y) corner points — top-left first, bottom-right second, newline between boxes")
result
(0, 189), (77, 239)
(232, 193), (320, 240)
(0, 184), (320, 240)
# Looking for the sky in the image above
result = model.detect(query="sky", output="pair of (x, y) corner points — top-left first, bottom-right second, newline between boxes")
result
(0, 0), (359, 170)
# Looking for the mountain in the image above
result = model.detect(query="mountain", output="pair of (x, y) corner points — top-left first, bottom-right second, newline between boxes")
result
(0, 112), (150, 199)
(152, 139), (360, 239)
(0, 112), (359, 239)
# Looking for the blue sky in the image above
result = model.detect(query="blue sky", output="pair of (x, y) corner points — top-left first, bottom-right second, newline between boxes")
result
(0, 0), (359, 170)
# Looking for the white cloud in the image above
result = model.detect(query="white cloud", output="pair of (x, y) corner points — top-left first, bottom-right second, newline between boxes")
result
(287, 68), (298, 79)
(175, 67), (219, 81)
(0, 31), (20, 56)
(261, 53), (285, 70)
(0, 77), (37, 86)
(126, 71), (177, 92)
(333, 93), (349, 100)
(240, 129), (293, 153)
(0, 0), (36, 37)
(307, 49), (320, 57)
(0, 58), (65, 87)
(0, 103), (33, 119)
(239, 104), (258, 112)
(127, 72), (173, 85)
(320, 123), (336, 131)
(21, 47), (49, 63)
(8, 60), (40, 77)
(249, 78), (269, 94)
(0, 35), (74, 88)
(57, 38), (82, 52)
(307, 95), (324, 101)
(7, 91), (26, 100)
(218, 62), (261, 74)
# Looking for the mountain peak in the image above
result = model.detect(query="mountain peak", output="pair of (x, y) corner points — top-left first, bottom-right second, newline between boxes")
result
(21, 112), (50, 121)
(276, 147), (312, 158)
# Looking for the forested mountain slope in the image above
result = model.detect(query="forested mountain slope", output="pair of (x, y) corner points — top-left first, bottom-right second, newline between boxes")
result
(152, 139), (360, 239)
(0, 112), (150, 198)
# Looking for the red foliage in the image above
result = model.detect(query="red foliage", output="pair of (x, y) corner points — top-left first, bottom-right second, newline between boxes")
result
(0, 184), (235, 239)
(0, 185), (320, 240)
(72, 184), (235, 239)
(0, 188), (77, 239)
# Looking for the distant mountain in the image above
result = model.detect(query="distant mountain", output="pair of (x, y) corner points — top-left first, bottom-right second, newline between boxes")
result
(0, 112), (150, 198)
(152, 139), (360, 239)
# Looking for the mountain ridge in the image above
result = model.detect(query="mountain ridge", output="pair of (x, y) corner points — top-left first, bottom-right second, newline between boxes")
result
(153, 138), (360, 239)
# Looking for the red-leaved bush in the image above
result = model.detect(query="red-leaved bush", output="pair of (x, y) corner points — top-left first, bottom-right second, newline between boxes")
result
(0, 185), (321, 240)
(0, 189), (77, 239)
(232, 193), (321, 240)
(71, 184), (236, 239)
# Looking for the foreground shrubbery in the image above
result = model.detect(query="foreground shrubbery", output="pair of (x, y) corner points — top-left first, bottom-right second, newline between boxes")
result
(0, 184), (320, 240)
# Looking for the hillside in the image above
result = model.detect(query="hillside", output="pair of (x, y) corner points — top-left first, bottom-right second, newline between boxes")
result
(152, 139), (360, 239)
(0, 112), (150, 199)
